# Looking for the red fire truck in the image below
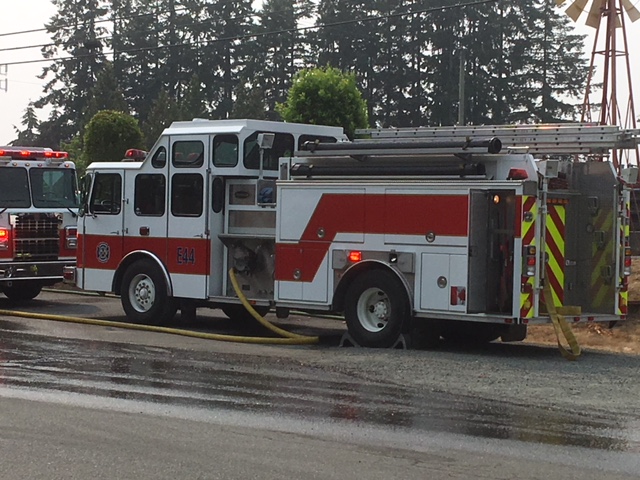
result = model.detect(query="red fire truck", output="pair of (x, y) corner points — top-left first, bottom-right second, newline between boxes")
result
(0, 147), (78, 301)
(71, 120), (638, 347)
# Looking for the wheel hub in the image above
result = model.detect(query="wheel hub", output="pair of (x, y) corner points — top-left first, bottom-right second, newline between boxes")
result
(370, 301), (388, 320)
(358, 288), (390, 332)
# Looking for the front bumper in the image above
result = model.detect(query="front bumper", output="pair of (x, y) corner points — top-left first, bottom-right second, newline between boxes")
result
(0, 259), (75, 284)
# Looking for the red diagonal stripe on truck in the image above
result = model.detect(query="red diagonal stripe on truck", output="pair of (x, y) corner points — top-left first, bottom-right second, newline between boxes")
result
(276, 193), (469, 282)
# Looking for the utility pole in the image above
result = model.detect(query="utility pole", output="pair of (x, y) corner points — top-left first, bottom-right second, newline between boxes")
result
(458, 49), (465, 126)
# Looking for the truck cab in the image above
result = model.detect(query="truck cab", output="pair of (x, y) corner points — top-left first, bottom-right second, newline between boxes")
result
(0, 147), (78, 301)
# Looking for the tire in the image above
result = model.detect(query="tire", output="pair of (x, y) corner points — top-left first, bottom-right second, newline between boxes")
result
(120, 259), (177, 325)
(344, 269), (410, 348)
(222, 304), (270, 323)
(1, 282), (42, 301)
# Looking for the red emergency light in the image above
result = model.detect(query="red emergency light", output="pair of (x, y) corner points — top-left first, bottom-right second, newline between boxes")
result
(125, 149), (147, 161)
(0, 148), (68, 160)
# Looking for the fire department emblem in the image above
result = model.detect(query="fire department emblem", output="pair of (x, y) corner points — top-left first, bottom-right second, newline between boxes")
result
(96, 242), (110, 263)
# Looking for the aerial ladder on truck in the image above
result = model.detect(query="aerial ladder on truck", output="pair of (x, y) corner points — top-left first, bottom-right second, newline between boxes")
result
(268, 122), (639, 353)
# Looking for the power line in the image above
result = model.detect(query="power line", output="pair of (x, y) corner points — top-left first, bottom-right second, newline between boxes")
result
(0, 5), (312, 55)
(0, 3), (303, 39)
(0, 0), (499, 68)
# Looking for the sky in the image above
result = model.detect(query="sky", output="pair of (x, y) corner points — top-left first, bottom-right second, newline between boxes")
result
(1, 0), (639, 146)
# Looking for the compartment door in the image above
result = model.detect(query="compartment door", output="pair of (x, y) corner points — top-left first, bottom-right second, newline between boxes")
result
(467, 190), (488, 313)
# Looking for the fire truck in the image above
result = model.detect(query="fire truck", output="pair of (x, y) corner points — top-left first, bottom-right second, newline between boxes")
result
(0, 147), (78, 301)
(71, 120), (638, 348)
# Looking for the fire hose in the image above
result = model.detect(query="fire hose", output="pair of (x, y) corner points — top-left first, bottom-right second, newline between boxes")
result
(0, 270), (319, 345)
(542, 281), (581, 360)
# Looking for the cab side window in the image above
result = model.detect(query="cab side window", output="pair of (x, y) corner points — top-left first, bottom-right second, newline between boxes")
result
(151, 147), (167, 168)
(213, 134), (238, 167)
(172, 141), (204, 168)
(90, 173), (121, 214)
(243, 132), (294, 170)
(171, 174), (203, 217)
(134, 174), (166, 216)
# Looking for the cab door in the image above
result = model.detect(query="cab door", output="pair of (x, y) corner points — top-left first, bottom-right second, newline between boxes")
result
(167, 136), (210, 299)
(80, 171), (125, 292)
(123, 142), (169, 265)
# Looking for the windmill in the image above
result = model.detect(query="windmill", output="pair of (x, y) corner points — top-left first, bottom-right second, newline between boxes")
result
(556, 0), (640, 171)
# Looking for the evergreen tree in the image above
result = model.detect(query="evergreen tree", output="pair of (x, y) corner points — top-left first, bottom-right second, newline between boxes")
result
(141, 90), (182, 149)
(85, 61), (129, 121)
(230, 80), (268, 119)
(115, 0), (161, 121)
(312, 0), (379, 123)
(195, 0), (255, 118)
(249, 0), (314, 119)
(11, 103), (41, 147)
(180, 74), (208, 120)
(36, 0), (109, 144)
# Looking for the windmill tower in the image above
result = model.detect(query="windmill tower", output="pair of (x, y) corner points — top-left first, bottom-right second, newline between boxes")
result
(556, 0), (640, 170)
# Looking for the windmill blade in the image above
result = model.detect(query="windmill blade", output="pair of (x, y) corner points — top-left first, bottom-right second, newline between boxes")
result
(622, 0), (640, 22)
(586, 0), (606, 27)
(566, 0), (591, 21)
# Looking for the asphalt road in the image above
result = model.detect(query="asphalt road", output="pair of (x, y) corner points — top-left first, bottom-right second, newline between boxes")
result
(1, 290), (639, 479)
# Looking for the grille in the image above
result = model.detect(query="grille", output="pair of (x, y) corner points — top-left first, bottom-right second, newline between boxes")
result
(12, 213), (60, 261)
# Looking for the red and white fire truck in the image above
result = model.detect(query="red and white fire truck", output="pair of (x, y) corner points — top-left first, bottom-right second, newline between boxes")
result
(71, 120), (638, 347)
(0, 147), (78, 301)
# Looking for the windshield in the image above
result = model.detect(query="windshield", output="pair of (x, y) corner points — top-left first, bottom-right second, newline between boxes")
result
(30, 168), (79, 208)
(0, 168), (31, 207)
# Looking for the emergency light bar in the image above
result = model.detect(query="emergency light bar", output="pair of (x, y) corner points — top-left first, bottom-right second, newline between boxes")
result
(0, 148), (68, 160)
(125, 149), (147, 161)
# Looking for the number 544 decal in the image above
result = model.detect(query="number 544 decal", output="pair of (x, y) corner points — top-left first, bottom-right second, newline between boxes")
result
(177, 247), (196, 265)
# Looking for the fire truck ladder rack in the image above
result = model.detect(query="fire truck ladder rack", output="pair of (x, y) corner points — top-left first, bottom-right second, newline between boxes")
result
(298, 136), (502, 158)
(356, 123), (640, 156)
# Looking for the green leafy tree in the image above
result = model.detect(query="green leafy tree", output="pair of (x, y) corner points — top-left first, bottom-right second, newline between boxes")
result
(277, 66), (368, 138)
(83, 110), (144, 162)
(60, 135), (86, 173)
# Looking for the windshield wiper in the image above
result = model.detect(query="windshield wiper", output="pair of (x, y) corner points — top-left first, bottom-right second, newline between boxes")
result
(36, 199), (78, 218)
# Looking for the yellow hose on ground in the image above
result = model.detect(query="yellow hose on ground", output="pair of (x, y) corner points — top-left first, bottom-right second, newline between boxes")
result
(542, 281), (581, 360)
(0, 308), (319, 344)
(0, 269), (320, 345)
(227, 268), (319, 343)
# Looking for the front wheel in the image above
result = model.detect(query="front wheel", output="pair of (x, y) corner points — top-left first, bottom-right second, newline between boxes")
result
(1, 282), (42, 301)
(344, 270), (410, 348)
(121, 259), (177, 325)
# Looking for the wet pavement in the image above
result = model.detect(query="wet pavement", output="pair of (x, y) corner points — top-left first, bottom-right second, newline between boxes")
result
(1, 314), (639, 460)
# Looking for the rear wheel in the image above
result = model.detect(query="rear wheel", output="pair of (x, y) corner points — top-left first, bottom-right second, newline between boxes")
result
(121, 259), (177, 325)
(222, 304), (270, 323)
(344, 269), (410, 348)
(0, 282), (42, 301)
